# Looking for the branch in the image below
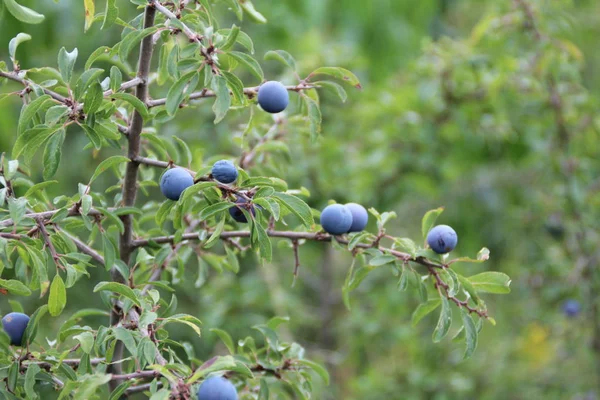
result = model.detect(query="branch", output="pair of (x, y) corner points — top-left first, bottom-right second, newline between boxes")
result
(36, 218), (62, 268)
(111, 4), (157, 393)
(429, 267), (488, 318)
(146, 84), (315, 108)
(57, 227), (105, 265)
(131, 229), (443, 270)
(0, 70), (68, 103)
(21, 358), (104, 372)
(0, 206), (107, 228)
(125, 381), (163, 395)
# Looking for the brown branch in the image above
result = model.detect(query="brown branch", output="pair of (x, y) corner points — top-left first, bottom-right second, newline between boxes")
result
(146, 84), (315, 108)
(429, 267), (488, 318)
(125, 381), (163, 395)
(0, 206), (108, 228)
(111, 4), (157, 392)
(21, 358), (104, 372)
(131, 229), (443, 270)
(36, 218), (63, 269)
(57, 227), (105, 265)
(0, 70), (68, 103)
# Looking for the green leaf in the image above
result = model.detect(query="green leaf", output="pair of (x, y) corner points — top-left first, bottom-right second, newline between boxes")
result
(369, 254), (396, 267)
(57, 47), (78, 83)
(109, 66), (122, 93)
(9, 33), (31, 62)
(219, 28), (254, 54)
(432, 295), (452, 343)
(24, 363), (40, 400)
(0, 279), (32, 296)
(209, 328), (235, 355)
(8, 197), (27, 225)
(264, 50), (297, 72)
(74, 331), (94, 353)
(89, 155), (129, 184)
(240, 0), (267, 24)
(253, 220), (272, 261)
(308, 67), (362, 89)
(43, 129), (65, 180)
(296, 359), (330, 385)
(461, 308), (478, 359)
(303, 95), (322, 141)
(111, 93), (149, 120)
(23, 305), (48, 345)
(421, 207), (444, 241)
(48, 274), (67, 316)
(411, 299), (441, 327)
(93, 281), (141, 307)
(272, 192), (314, 228)
(219, 25), (240, 51)
(162, 314), (202, 337)
(18, 94), (52, 135)
(102, 0), (119, 29)
(314, 80), (347, 103)
(227, 51), (264, 81)
(84, 82), (103, 115)
(468, 272), (511, 294)
(187, 355), (237, 383)
(211, 74), (231, 124)
(4, 0), (45, 24)
(199, 202), (233, 221)
(166, 71), (198, 116)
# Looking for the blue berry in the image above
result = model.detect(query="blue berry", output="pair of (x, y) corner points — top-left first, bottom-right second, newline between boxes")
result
(229, 197), (255, 223)
(345, 203), (368, 232)
(197, 376), (238, 400)
(160, 168), (194, 201)
(257, 81), (289, 113)
(426, 225), (458, 254)
(212, 160), (238, 184)
(320, 204), (353, 235)
(562, 299), (581, 317)
(2, 312), (30, 346)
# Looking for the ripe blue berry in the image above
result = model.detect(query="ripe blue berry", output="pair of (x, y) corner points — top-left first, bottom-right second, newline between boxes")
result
(160, 168), (194, 201)
(229, 197), (255, 223)
(345, 203), (368, 232)
(562, 299), (581, 317)
(320, 204), (353, 235)
(426, 225), (458, 254)
(212, 160), (238, 184)
(197, 376), (238, 400)
(2, 312), (30, 346)
(257, 81), (289, 113)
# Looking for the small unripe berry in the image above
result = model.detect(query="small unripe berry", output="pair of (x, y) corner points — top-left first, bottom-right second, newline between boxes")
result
(562, 299), (581, 317)
(320, 204), (353, 235)
(2, 312), (30, 346)
(426, 225), (458, 254)
(212, 160), (238, 184)
(229, 197), (255, 223)
(160, 168), (194, 201)
(345, 203), (368, 232)
(197, 376), (238, 400)
(257, 81), (289, 113)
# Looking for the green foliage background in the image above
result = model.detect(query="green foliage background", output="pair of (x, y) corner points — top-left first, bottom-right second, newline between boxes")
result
(0, 0), (599, 398)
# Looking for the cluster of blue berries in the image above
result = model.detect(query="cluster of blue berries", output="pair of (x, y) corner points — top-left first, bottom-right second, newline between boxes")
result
(320, 204), (460, 255)
(320, 203), (369, 235)
(159, 160), (257, 224)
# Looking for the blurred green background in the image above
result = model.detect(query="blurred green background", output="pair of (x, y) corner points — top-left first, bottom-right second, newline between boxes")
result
(1, 0), (599, 399)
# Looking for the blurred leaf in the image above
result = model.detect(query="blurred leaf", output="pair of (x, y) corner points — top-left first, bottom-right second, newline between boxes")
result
(93, 281), (141, 306)
(308, 67), (361, 89)
(421, 207), (444, 241)
(4, 0), (45, 24)
(264, 50), (297, 72)
(468, 272), (511, 294)
(49, 274), (67, 316)
(412, 299), (441, 327)
(432, 295), (451, 343)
